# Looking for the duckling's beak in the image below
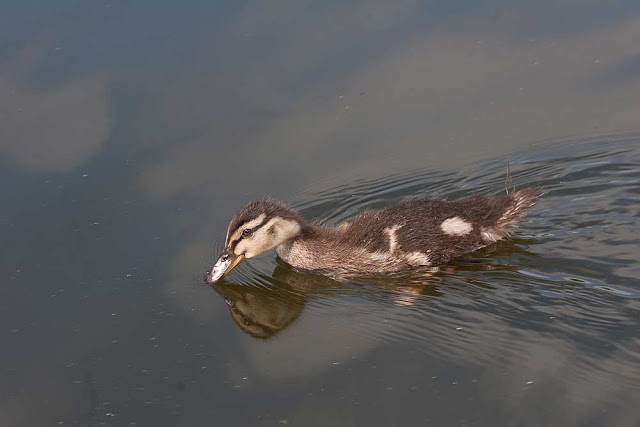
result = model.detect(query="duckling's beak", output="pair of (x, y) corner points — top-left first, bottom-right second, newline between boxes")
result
(206, 249), (245, 284)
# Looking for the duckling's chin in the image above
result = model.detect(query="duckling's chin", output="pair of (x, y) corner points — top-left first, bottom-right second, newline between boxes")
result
(206, 251), (245, 284)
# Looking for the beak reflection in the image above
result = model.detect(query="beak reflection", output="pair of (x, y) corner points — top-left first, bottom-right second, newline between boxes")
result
(206, 249), (245, 284)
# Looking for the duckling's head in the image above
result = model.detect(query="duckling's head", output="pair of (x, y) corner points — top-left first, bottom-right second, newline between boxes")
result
(206, 198), (302, 284)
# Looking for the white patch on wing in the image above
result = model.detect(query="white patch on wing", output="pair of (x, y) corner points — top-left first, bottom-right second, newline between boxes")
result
(384, 224), (402, 254)
(405, 251), (431, 266)
(441, 216), (472, 236)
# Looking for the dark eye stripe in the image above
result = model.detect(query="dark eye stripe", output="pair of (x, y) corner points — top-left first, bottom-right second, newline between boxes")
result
(229, 226), (259, 250)
(228, 215), (268, 248)
(237, 217), (266, 234)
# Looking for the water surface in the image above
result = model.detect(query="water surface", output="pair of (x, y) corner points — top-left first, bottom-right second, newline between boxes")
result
(2, 1), (640, 426)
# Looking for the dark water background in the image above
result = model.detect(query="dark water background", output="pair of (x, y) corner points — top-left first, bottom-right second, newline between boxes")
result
(1, 1), (640, 426)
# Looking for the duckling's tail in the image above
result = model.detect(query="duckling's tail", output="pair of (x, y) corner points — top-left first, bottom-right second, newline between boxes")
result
(482, 186), (543, 243)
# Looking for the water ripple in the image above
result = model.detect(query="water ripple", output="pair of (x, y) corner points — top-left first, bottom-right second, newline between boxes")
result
(210, 133), (640, 393)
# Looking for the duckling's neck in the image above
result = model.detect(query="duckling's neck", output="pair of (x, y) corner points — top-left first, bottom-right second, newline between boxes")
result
(275, 221), (344, 270)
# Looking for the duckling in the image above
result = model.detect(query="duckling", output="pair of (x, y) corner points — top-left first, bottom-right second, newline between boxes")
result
(205, 185), (542, 284)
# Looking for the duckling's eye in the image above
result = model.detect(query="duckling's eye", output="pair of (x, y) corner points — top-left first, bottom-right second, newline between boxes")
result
(242, 228), (253, 237)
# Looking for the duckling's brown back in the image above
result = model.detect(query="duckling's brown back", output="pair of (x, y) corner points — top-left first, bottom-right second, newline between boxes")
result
(340, 186), (542, 266)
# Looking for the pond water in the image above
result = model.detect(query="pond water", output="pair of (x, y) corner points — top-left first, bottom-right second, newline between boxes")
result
(1, 1), (640, 426)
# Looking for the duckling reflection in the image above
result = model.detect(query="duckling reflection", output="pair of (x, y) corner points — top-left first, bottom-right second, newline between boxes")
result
(213, 283), (302, 339)
(451, 237), (538, 270)
(210, 263), (449, 338)
(210, 265), (341, 339)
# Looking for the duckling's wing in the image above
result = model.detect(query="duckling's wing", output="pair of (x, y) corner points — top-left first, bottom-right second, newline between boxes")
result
(408, 186), (541, 264)
(344, 186), (542, 265)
